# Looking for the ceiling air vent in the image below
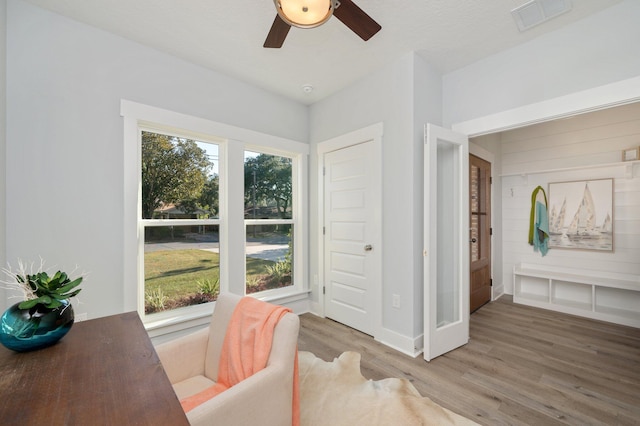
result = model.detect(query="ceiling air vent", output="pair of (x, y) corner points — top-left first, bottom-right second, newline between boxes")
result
(511, 0), (572, 32)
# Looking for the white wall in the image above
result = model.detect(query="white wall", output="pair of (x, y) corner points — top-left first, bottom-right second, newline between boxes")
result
(497, 103), (640, 294)
(5, 0), (308, 319)
(412, 57), (442, 336)
(0, 0), (6, 309)
(309, 53), (442, 354)
(443, 0), (640, 127)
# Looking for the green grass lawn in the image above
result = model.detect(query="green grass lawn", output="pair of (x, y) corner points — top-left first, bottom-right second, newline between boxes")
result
(145, 249), (274, 299)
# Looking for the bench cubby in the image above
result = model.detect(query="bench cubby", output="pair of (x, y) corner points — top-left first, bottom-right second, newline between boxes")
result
(513, 263), (640, 328)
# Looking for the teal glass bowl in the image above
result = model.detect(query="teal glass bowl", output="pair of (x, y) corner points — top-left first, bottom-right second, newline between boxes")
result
(0, 300), (75, 352)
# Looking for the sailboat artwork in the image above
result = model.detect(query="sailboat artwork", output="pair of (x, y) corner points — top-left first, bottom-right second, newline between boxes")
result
(548, 198), (566, 235)
(547, 178), (614, 251)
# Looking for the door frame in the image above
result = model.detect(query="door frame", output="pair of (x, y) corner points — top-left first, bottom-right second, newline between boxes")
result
(316, 123), (383, 339)
(469, 142), (498, 301)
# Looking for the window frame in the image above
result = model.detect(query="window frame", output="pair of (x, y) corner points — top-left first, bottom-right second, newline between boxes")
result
(121, 100), (309, 335)
(137, 125), (224, 326)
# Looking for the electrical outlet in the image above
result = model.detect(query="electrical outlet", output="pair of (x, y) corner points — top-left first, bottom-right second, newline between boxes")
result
(76, 313), (88, 322)
(392, 294), (400, 309)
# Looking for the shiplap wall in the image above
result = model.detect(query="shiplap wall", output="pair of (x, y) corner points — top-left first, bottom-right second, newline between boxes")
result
(499, 103), (640, 294)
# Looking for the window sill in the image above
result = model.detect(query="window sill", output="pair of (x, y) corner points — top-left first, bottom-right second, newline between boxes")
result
(144, 302), (215, 338)
(144, 289), (310, 339)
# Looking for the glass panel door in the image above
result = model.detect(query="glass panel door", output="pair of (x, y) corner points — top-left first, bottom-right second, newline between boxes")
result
(424, 124), (469, 361)
(436, 141), (460, 328)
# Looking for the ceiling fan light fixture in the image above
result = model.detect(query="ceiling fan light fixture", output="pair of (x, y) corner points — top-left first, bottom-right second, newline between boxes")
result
(275, 0), (336, 28)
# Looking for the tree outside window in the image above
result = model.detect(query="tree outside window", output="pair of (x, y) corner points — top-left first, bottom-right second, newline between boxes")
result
(244, 152), (294, 294)
(139, 135), (300, 314)
(243, 153), (292, 219)
(141, 131), (220, 314)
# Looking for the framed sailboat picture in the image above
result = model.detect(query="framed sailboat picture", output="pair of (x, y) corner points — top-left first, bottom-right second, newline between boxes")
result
(547, 178), (614, 251)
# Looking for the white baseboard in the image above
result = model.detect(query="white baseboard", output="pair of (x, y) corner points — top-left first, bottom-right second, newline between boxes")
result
(376, 327), (424, 358)
(304, 301), (423, 358)
(492, 285), (505, 301)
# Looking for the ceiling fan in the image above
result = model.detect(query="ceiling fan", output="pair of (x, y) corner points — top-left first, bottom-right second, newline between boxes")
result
(264, 0), (382, 48)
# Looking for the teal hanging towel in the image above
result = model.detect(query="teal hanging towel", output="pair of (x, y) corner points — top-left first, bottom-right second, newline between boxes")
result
(529, 186), (550, 256)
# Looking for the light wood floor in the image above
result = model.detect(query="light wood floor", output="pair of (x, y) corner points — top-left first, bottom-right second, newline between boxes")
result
(297, 296), (640, 425)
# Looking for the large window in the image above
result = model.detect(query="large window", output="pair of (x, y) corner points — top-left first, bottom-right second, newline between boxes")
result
(124, 101), (308, 326)
(244, 151), (294, 295)
(141, 130), (220, 315)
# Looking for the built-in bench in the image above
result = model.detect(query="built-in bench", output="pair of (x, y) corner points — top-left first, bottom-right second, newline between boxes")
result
(513, 263), (640, 328)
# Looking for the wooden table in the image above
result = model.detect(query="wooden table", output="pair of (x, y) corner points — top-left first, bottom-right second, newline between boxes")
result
(0, 311), (189, 425)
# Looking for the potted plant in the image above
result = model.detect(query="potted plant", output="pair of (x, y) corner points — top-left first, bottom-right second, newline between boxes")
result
(0, 261), (83, 352)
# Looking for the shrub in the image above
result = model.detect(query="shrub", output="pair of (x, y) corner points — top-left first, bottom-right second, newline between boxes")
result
(145, 288), (169, 312)
(266, 260), (291, 283)
(246, 276), (260, 289)
(197, 278), (220, 297)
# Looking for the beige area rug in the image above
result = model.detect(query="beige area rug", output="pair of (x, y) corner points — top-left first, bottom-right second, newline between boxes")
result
(298, 351), (479, 426)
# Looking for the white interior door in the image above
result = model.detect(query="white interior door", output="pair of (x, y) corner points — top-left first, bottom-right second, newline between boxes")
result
(424, 124), (470, 361)
(324, 140), (379, 335)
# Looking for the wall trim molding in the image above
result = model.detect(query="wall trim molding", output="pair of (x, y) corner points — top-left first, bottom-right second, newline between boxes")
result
(377, 327), (424, 358)
(452, 76), (640, 137)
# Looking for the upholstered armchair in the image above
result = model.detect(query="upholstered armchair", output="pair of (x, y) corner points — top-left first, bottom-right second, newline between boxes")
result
(155, 293), (300, 426)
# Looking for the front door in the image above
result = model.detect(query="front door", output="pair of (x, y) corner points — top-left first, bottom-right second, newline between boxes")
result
(323, 138), (380, 336)
(469, 154), (492, 313)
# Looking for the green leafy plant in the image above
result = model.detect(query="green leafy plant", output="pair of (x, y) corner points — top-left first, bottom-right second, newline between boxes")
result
(246, 276), (260, 289)
(16, 270), (83, 310)
(266, 260), (291, 282)
(1, 260), (85, 310)
(145, 288), (169, 312)
(197, 278), (220, 297)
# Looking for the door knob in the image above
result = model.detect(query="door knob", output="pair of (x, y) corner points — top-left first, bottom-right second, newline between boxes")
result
(364, 244), (373, 251)
(470, 238), (477, 243)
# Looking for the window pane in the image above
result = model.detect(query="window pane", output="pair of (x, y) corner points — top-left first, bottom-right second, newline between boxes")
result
(436, 140), (460, 327)
(244, 151), (292, 219)
(142, 131), (219, 219)
(144, 225), (220, 314)
(246, 224), (293, 294)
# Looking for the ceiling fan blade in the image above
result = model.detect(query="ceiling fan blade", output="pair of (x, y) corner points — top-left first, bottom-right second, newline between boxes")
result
(264, 15), (291, 48)
(333, 0), (381, 41)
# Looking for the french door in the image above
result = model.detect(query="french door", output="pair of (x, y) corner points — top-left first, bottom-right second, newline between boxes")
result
(423, 124), (470, 361)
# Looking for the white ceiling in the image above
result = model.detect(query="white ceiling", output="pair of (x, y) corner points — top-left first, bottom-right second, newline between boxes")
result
(23, 0), (621, 105)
